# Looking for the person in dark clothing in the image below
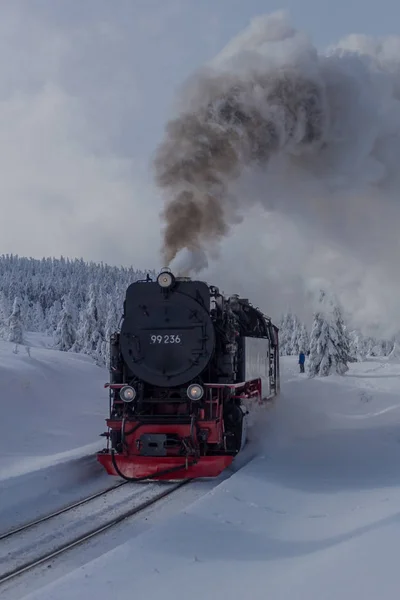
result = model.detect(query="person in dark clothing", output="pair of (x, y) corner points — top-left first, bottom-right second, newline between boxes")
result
(299, 351), (305, 373)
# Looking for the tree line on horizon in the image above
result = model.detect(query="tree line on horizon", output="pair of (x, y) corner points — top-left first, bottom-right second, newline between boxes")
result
(0, 254), (398, 376)
(0, 254), (155, 366)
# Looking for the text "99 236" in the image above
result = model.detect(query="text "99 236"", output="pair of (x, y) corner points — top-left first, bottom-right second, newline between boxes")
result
(150, 334), (182, 344)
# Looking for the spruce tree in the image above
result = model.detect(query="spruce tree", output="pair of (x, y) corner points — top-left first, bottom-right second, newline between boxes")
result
(8, 297), (24, 344)
(307, 290), (349, 377)
(307, 310), (325, 377)
(348, 329), (366, 362)
(54, 296), (76, 351)
(279, 314), (291, 356)
(290, 315), (301, 355)
(0, 291), (9, 339)
(388, 342), (400, 361)
(101, 294), (121, 366)
(331, 305), (350, 374)
(299, 323), (310, 354)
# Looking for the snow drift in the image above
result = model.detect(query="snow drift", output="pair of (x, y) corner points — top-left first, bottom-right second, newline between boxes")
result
(0, 334), (107, 480)
(154, 11), (400, 275)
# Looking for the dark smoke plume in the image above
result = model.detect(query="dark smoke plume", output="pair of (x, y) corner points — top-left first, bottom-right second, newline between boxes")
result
(154, 69), (327, 266)
(153, 11), (400, 279)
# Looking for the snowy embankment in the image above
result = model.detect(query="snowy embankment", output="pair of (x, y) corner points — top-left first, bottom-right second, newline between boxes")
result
(0, 332), (107, 479)
(0, 334), (111, 530)
(20, 355), (400, 600)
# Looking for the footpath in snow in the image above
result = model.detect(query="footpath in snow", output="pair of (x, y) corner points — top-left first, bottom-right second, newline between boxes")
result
(19, 355), (400, 600)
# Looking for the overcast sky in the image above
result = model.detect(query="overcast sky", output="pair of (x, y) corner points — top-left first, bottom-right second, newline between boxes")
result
(1, 0), (400, 327)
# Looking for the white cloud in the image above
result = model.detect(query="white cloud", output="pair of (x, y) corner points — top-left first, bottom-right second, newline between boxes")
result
(0, 2), (167, 267)
(0, 80), (160, 267)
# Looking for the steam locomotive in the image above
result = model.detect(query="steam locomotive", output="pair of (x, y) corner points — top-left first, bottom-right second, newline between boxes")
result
(97, 269), (280, 481)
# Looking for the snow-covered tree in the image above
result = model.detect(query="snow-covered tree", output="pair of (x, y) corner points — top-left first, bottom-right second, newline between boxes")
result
(307, 290), (349, 377)
(32, 301), (45, 332)
(308, 310), (324, 376)
(54, 296), (76, 351)
(348, 329), (367, 362)
(279, 312), (310, 356)
(364, 336), (377, 357)
(8, 296), (24, 344)
(387, 341), (400, 361)
(0, 255), (154, 357)
(278, 313), (292, 355)
(299, 323), (310, 354)
(331, 305), (351, 372)
(290, 315), (302, 355)
(0, 291), (9, 339)
(73, 284), (104, 363)
(46, 299), (62, 336)
(101, 294), (121, 367)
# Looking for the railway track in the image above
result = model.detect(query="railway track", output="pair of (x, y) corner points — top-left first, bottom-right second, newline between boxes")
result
(0, 479), (189, 586)
(0, 480), (128, 542)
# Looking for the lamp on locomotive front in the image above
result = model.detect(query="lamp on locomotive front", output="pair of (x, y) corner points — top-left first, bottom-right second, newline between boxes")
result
(119, 385), (136, 403)
(157, 269), (175, 289)
(187, 383), (204, 401)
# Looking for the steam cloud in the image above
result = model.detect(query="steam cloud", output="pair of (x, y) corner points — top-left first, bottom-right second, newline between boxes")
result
(154, 11), (400, 277)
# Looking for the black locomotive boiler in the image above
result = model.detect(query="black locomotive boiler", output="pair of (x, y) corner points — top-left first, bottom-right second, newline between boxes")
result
(97, 269), (280, 480)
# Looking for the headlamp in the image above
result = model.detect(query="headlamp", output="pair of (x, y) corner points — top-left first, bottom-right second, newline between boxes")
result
(187, 384), (204, 401)
(157, 270), (174, 289)
(119, 385), (136, 403)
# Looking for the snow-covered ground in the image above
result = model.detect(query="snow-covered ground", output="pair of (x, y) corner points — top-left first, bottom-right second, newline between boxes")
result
(0, 334), (115, 534)
(2, 350), (400, 599)
(0, 333), (107, 480)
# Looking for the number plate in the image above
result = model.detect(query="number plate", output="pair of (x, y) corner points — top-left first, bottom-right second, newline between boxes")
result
(150, 334), (182, 344)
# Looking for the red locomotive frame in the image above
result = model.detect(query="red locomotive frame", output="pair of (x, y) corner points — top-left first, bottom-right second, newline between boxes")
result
(97, 378), (271, 481)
